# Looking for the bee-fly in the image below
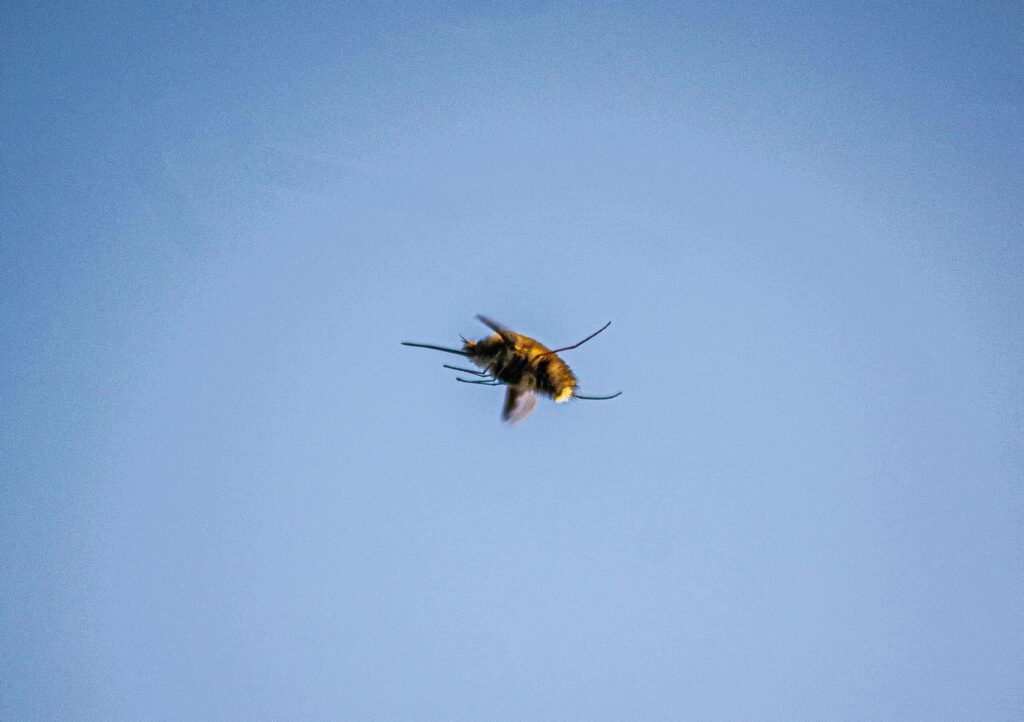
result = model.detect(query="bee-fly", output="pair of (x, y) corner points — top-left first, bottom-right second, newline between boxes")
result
(402, 315), (622, 424)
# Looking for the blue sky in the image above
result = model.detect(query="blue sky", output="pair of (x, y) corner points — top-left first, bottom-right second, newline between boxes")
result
(2, 2), (1022, 719)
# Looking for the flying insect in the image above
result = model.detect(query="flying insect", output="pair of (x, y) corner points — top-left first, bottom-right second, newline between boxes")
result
(402, 315), (622, 424)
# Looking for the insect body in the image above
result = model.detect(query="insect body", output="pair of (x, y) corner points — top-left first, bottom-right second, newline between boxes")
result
(402, 315), (622, 423)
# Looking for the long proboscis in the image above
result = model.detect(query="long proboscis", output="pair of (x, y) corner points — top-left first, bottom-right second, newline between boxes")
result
(401, 341), (468, 356)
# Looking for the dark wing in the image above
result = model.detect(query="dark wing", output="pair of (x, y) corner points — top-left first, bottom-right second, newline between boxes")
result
(502, 387), (537, 424)
(476, 315), (517, 346)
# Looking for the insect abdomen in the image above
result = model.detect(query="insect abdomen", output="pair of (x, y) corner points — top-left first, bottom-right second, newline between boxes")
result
(536, 356), (576, 402)
(468, 331), (577, 402)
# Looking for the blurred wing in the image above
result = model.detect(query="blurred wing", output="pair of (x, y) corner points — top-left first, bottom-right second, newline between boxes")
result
(476, 314), (516, 346)
(502, 388), (537, 424)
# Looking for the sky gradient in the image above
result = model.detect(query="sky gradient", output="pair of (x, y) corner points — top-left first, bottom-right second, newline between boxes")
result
(3, 2), (1023, 719)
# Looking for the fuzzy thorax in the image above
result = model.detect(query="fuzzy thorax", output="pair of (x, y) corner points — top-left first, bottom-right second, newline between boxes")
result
(464, 332), (577, 402)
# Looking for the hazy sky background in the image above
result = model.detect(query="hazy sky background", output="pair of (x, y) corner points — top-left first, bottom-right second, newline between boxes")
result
(3, 2), (1022, 719)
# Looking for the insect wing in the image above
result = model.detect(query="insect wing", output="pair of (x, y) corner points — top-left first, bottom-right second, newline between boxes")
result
(502, 388), (537, 424)
(476, 315), (517, 347)
(476, 314), (509, 333)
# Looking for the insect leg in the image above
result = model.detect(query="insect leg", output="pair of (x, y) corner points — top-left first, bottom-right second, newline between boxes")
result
(541, 321), (612, 356)
(443, 364), (490, 377)
(572, 391), (622, 400)
(456, 377), (504, 386)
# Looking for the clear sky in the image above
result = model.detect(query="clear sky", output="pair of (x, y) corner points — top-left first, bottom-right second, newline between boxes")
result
(2, 2), (1022, 720)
